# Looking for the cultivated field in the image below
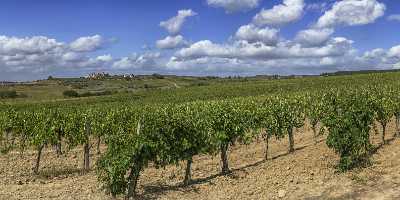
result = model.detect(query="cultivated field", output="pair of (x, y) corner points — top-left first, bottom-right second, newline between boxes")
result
(1, 120), (400, 199)
(1, 72), (400, 199)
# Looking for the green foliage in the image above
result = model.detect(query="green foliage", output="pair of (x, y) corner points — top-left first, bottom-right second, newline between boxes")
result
(0, 90), (18, 99)
(152, 73), (165, 79)
(304, 92), (326, 131)
(207, 99), (254, 146)
(159, 102), (212, 164)
(63, 90), (79, 98)
(371, 87), (394, 125)
(79, 90), (114, 97)
(323, 90), (375, 171)
(369, 86), (395, 143)
(263, 95), (305, 152)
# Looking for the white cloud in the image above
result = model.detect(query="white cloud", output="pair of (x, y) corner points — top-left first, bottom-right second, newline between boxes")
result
(174, 37), (354, 61)
(166, 56), (254, 73)
(96, 54), (113, 62)
(0, 35), (112, 76)
(0, 36), (65, 73)
(315, 0), (385, 28)
(355, 47), (400, 70)
(160, 9), (197, 35)
(70, 35), (104, 52)
(0, 34), (163, 79)
(207, 0), (261, 13)
(235, 24), (279, 45)
(0, 35), (64, 55)
(306, 2), (330, 12)
(387, 14), (400, 22)
(294, 28), (334, 47)
(362, 48), (386, 59)
(112, 52), (161, 70)
(156, 35), (188, 49)
(388, 45), (400, 58)
(167, 43), (400, 75)
(165, 33), (400, 75)
(166, 55), (356, 75)
(62, 52), (85, 62)
(394, 62), (400, 69)
(253, 0), (304, 26)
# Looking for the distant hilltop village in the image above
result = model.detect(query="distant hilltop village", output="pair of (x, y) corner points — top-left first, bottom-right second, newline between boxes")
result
(86, 72), (110, 80)
(86, 72), (135, 80)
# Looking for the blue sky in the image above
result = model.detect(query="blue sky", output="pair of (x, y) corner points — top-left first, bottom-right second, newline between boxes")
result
(0, 0), (399, 81)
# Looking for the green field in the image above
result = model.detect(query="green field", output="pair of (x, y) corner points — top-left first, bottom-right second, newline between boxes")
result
(1, 71), (399, 106)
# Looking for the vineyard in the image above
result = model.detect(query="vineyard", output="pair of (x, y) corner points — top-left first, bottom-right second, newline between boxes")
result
(1, 72), (400, 199)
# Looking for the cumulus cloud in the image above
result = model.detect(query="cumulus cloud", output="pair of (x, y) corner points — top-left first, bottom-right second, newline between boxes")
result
(356, 46), (400, 69)
(315, 0), (386, 28)
(253, 0), (304, 26)
(388, 45), (400, 58)
(166, 55), (358, 75)
(166, 56), (255, 73)
(61, 52), (86, 62)
(160, 9), (197, 35)
(0, 35), (64, 56)
(235, 24), (279, 45)
(174, 37), (354, 61)
(112, 52), (161, 70)
(96, 54), (113, 62)
(0, 35), (111, 76)
(69, 35), (105, 52)
(156, 35), (188, 49)
(0, 36), (64, 73)
(167, 42), (400, 75)
(0, 34), (162, 80)
(387, 14), (400, 22)
(207, 0), (261, 13)
(306, 2), (330, 12)
(165, 31), (400, 75)
(294, 28), (334, 47)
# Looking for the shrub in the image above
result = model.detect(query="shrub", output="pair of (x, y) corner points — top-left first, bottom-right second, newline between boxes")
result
(63, 90), (79, 98)
(323, 91), (375, 171)
(191, 81), (209, 87)
(71, 83), (89, 89)
(79, 90), (114, 97)
(152, 73), (164, 79)
(0, 90), (18, 99)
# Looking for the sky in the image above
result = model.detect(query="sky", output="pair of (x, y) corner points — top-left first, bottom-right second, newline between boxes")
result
(0, 0), (400, 81)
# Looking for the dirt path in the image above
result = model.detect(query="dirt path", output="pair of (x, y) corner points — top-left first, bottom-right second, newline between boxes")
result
(1, 121), (400, 199)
